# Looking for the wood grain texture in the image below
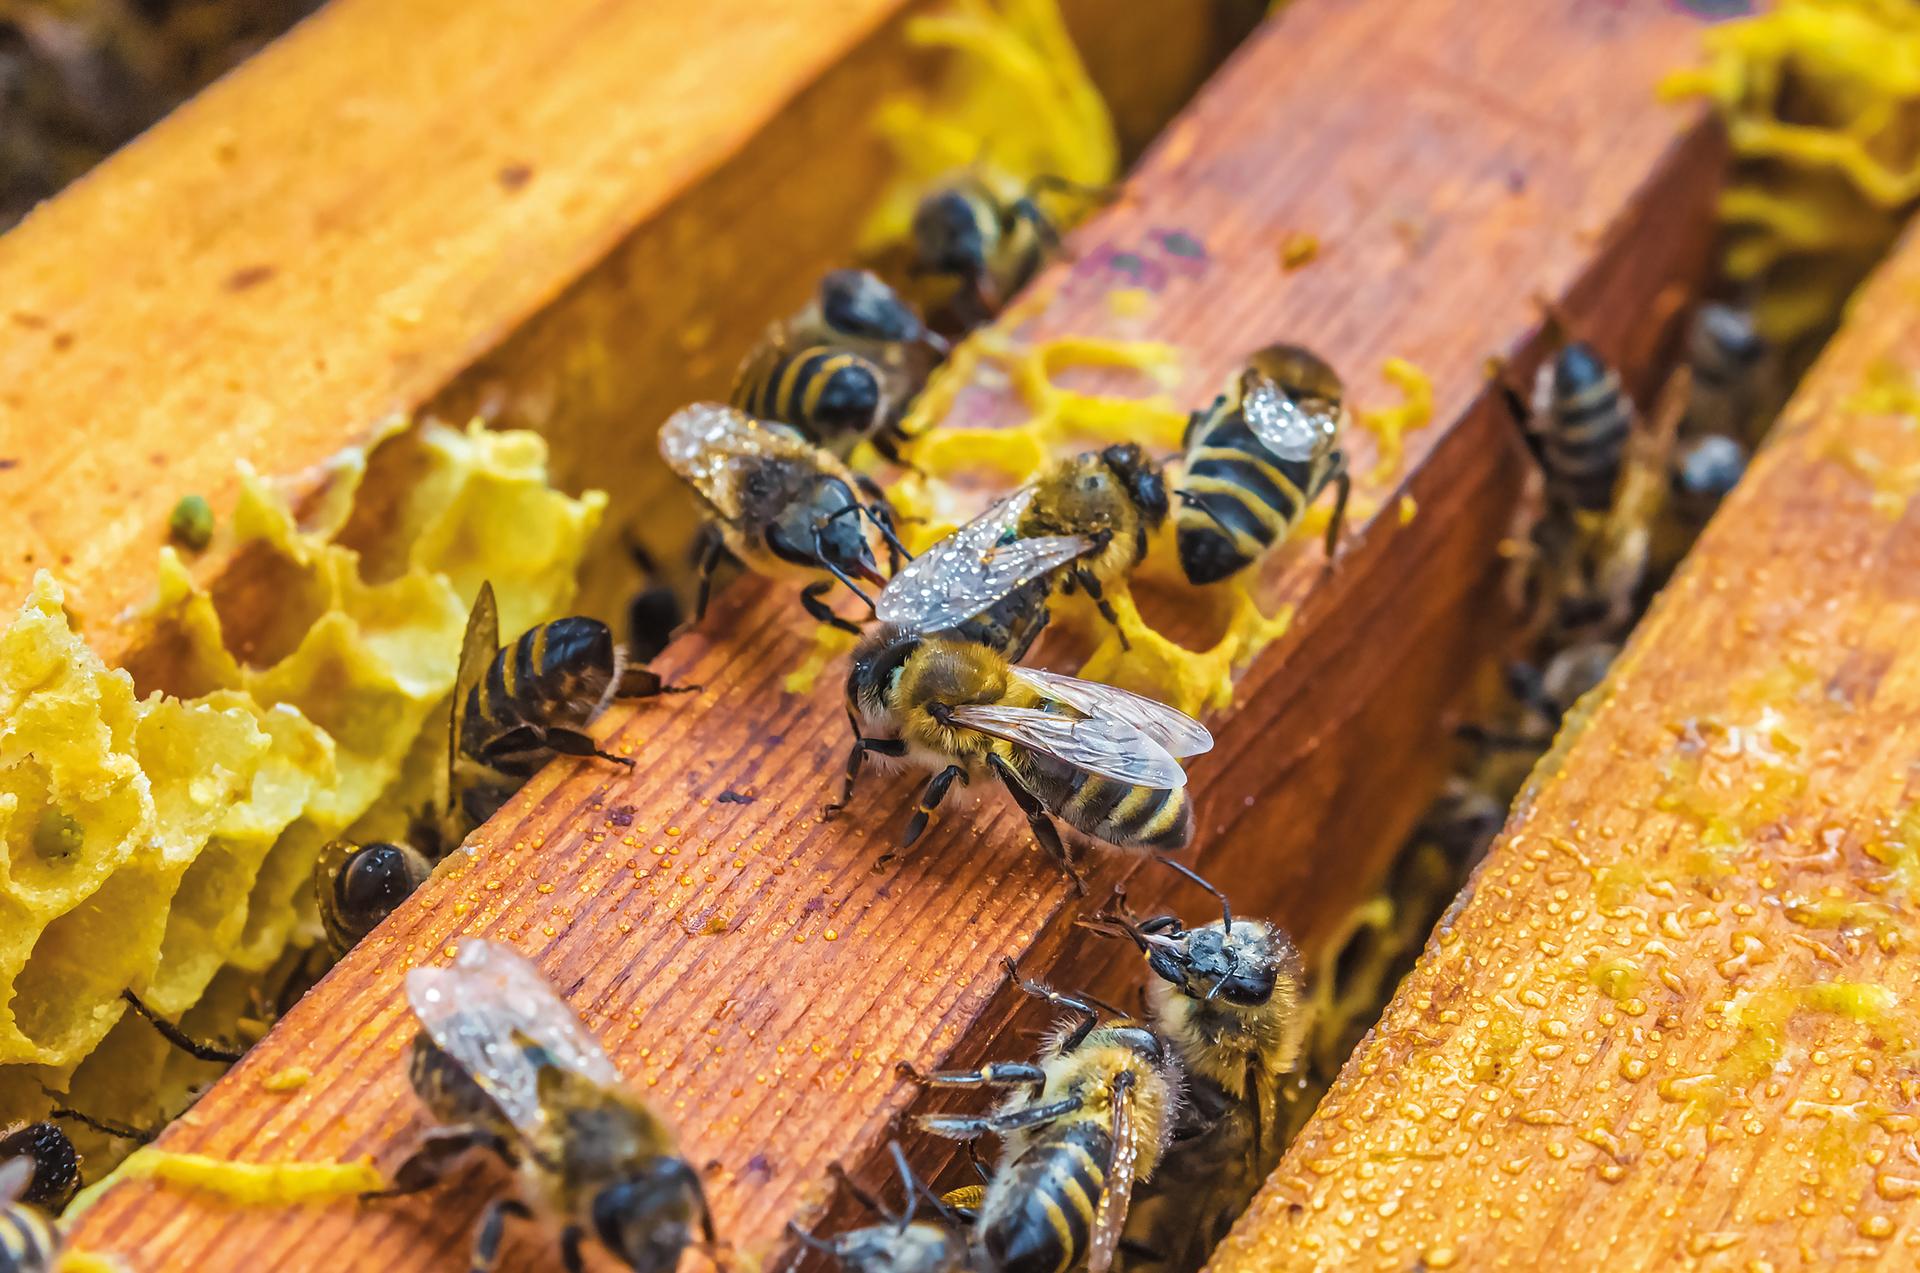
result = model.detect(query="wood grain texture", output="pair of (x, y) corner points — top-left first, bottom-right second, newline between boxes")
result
(1207, 167), (1920, 1273)
(66, 1), (1722, 1269)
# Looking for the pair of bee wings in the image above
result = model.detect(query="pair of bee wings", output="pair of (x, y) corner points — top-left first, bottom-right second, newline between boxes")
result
(1086, 1072), (1142, 1273)
(406, 938), (626, 1140)
(446, 580), (502, 811)
(950, 667), (1210, 789)
(875, 486), (1090, 634)
(658, 402), (819, 507)
(1239, 377), (1339, 463)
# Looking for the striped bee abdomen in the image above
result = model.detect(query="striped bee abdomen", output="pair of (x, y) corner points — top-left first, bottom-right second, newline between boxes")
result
(462, 617), (619, 775)
(407, 1031), (509, 1133)
(981, 1120), (1111, 1273)
(732, 346), (885, 451)
(1027, 754), (1194, 853)
(1177, 412), (1314, 585)
(0, 1204), (58, 1273)
(1541, 343), (1630, 513)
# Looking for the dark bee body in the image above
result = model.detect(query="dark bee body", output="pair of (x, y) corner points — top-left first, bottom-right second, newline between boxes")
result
(0, 1203), (56, 1273)
(732, 343), (891, 456)
(981, 1118), (1110, 1273)
(315, 839), (434, 957)
(408, 1029), (513, 1138)
(0, 1124), (75, 1212)
(1013, 750), (1191, 855)
(945, 575), (1052, 663)
(462, 616), (626, 779)
(1684, 301), (1776, 447)
(1668, 432), (1747, 536)
(1176, 345), (1350, 586)
(788, 1140), (976, 1273)
(1531, 342), (1632, 515)
(911, 175), (1106, 330)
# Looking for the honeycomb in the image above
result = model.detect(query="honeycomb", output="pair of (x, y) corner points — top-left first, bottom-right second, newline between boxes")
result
(0, 420), (604, 1155)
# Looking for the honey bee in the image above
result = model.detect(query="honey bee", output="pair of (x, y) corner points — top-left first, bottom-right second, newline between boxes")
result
(1499, 336), (1633, 518)
(1459, 641), (1620, 756)
(875, 443), (1169, 650)
(904, 962), (1179, 1273)
(1084, 905), (1308, 1271)
(369, 938), (714, 1273)
(451, 580), (692, 826)
(788, 1141), (975, 1273)
(733, 270), (947, 466)
(829, 625), (1211, 889)
(313, 837), (434, 957)
(0, 1155), (59, 1273)
(0, 1122), (77, 1213)
(659, 403), (908, 634)
(1682, 300), (1778, 448)
(1664, 432), (1747, 552)
(910, 174), (1108, 328)
(1174, 344), (1351, 585)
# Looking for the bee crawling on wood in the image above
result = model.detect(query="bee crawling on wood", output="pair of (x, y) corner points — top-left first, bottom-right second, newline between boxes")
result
(733, 269), (948, 467)
(660, 402), (909, 635)
(788, 1140), (977, 1273)
(367, 939), (715, 1273)
(910, 173), (1113, 330)
(451, 580), (696, 827)
(875, 443), (1169, 652)
(1682, 299), (1779, 451)
(829, 624), (1211, 891)
(313, 837), (435, 958)
(1081, 893), (1309, 1272)
(0, 1152), (60, 1273)
(1174, 344), (1352, 586)
(900, 959), (1181, 1273)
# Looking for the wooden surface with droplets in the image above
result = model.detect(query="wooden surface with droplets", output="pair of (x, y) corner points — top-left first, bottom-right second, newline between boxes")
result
(63, 1), (1725, 1269)
(1209, 184), (1920, 1273)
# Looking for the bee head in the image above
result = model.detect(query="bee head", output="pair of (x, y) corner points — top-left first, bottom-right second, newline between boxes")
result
(335, 842), (430, 937)
(848, 625), (920, 717)
(1098, 443), (1170, 527)
(0, 1120), (77, 1209)
(540, 616), (620, 702)
(1551, 341), (1613, 399)
(820, 268), (934, 347)
(593, 1157), (708, 1272)
(911, 188), (989, 280)
(1671, 434), (1747, 503)
(770, 478), (886, 590)
(1694, 301), (1764, 365)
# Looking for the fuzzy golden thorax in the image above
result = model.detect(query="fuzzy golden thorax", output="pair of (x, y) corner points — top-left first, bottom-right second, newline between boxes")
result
(998, 1020), (1181, 1182)
(1144, 923), (1308, 1101)
(892, 637), (1039, 759)
(1021, 451), (1150, 580)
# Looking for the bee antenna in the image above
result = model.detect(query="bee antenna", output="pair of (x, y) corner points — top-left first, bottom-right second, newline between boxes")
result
(1155, 856), (1232, 932)
(786, 1220), (836, 1255)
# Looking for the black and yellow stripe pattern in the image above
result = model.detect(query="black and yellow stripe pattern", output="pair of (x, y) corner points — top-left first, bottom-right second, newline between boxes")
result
(1176, 402), (1325, 586)
(460, 617), (619, 777)
(1539, 342), (1630, 514)
(0, 1202), (58, 1273)
(731, 344), (886, 455)
(982, 1120), (1111, 1273)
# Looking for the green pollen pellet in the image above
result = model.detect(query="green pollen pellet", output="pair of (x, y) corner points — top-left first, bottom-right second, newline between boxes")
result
(169, 494), (214, 549)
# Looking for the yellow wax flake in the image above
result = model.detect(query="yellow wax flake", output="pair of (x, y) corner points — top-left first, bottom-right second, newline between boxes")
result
(261, 1065), (313, 1093)
(1666, 0), (1920, 347)
(1075, 581), (1293, 719)
(1278, 232), (1320, 270)
(1106, 287), (1154, 318)
(1847, 358), (1920, 418)
(57, 1253), (132, 1273)
(1398, 495), (1418, 525)
(66, 1149), (385, 1217)
(858, 0), (1116, 254)
(1355, 357), (1434, 482)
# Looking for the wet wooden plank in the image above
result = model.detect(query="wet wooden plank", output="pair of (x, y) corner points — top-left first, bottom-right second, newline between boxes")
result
(1210, 185), (1920, 1273)
(65, 0), (1722, 1268)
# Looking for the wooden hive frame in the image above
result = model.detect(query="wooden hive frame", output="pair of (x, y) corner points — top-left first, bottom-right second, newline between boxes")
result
(0, 0), (1761, 1269)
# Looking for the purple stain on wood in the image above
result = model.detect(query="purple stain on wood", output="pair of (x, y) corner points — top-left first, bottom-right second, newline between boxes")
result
(717, 790), (754, 805)
(610, 806), (636, 827)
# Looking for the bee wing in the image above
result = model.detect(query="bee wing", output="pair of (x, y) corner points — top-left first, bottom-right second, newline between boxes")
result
(1241, 379), (1331, 462)
(405, 938), (624, 1139)
(1086, 1076), (1141, 1273)
(875, 488), (1090, 632)
(0, 1156), (30, 1205)
(944, 705), (1187, 788)
(1010, 669), (1213, 758)
(658, 402), (806, 506)
(447, 581), (499, 813)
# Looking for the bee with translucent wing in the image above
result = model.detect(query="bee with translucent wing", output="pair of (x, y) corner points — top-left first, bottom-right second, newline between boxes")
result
(876, 443), (1169, 653)
(660, 403), (908, 636)
(830, 623), (1211, 891)
(368, 939), (714, 1273)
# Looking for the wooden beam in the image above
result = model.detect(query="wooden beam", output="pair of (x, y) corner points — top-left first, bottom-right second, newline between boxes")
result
(65, 1), (1722, 1269)
(1209, 186), (1920, 1273)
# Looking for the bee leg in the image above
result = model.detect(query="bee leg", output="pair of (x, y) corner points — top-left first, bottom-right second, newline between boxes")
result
(998, 954), (1106, 1050)
(801, 580), (865, 635)
(362, 1124), (513, 1200)
(1322, 451), (1353, 562)
(986, 754), (1087, 895)
(692, 529), (726, 626)
(119, 990), (244, 1064)
(870, 429), (923, 477)
(855, 491), (912, 572)
(538, 726), (636, 768)
(469, 1196), (533, 1273)
(917, 1093), (1084, 1141)
(901, 763), (966, 847)
(1489, 362), (1547, 468)
(559, 1226), (587, 1273)
(1155, 855), (1232, 931)
(823, 729), (906, 819)
(1075, 568), (1129, 650)
(42, 1098), (157, 1143)
(895, 1059), (1048, 1093)
(613, 665), (702, 698)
